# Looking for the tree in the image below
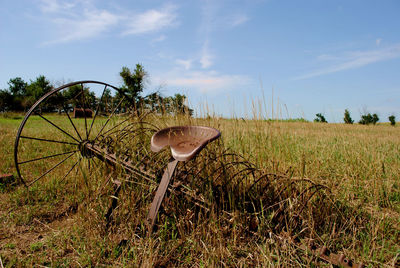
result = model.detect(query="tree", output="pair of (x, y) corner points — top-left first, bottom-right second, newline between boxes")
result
(62, 84), (96, 112)
(8, 77), (27, 96)
(343, 109), (354, 124)
(6, 77), (28, 111)
(0, 89), (13, 112)
(119, 64), (148, 111)
(389, 115), (396, 126)
(359, 113), (379, 125)
(25, 75), (54, 109)
(314, 113), (327, 123)
(372, 113), (379, 125)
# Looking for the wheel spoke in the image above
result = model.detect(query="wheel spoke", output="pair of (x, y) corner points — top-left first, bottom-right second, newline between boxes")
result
(88, 85), (107, 139)
(93, 96), (125, 142)
(34, 112), (80, 143)
(20, 135), (79, 146)
(59, 158), (81, 183)
(18, 150), (79, 165)
(27, 151), (76, 186)
(100, 116), (131, 138)
(63, 102), (83, 141)
(80, 83), (89, 140)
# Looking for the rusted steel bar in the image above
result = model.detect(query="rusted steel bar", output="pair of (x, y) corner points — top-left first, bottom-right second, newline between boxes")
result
(147, 159), (178, 231)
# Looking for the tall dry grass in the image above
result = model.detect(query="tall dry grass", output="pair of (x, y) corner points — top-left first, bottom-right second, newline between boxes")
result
(0, 110), (399, 266)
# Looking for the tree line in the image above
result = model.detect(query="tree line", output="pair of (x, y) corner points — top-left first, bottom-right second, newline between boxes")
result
(0, 64), (193, 116)
(314, 109), (396, 126)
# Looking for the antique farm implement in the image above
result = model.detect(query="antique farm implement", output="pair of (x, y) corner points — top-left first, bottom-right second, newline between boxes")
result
(14, 81), (365, 267)
(14, 80), (220, 231)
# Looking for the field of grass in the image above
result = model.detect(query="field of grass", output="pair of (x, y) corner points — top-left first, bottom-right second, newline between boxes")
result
(0, 112), (399, 267)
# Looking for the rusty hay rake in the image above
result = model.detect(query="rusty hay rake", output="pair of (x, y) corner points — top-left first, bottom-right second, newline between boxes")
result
(13, 80), (365, 267)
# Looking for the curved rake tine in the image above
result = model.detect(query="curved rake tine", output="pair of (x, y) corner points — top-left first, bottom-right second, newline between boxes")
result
(88, 84), (107, 139)
(100, 116), (132, 138)
(18, 150), (79, 165)
(20, 135), (79, 146)
(93, 96), (125, 142)
(62, 102), (83, 141)
(27, 152), (77, 187)
(34, 112), (80, 143)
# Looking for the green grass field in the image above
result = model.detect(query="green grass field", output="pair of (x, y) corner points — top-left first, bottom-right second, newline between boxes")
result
(0, 112), (399, 267)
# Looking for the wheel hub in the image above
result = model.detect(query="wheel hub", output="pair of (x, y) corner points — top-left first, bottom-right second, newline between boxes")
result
(79, 140), (95, 158)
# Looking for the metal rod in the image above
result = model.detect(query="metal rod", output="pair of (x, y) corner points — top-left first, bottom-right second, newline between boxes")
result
(20, 135), (79, 146)
(59, 158), (81, 183)
(88, 84), (107, 139)
(93, 96), (125, 142)
(63, 102), (83, 141)
(35, 112), (80, 143)
(80, 83), (89, 140)
(147, 159), (179, 232)
(18, 150), (79, 165)
(27, 152), (76, 186)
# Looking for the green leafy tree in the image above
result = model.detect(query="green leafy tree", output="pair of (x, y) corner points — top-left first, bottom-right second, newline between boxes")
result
(314, 113), (327, 123)
(359, 113), (379, 125)
(343, 109), (354, 124)
(372, 113), (379, 125)
(62, 84), (96, 112)
(5, 77), (28, 111)
(119, 64), (148, 112)
(25, 75), (54, 110)
(388, 115), (395, 126)
(0, 89), (13, 112)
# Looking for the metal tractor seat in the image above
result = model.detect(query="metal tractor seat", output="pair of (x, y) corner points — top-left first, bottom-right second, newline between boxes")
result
(147, 126), (221, 230)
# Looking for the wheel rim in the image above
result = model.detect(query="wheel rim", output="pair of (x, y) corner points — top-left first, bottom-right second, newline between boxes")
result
(14, 80), (130, 187)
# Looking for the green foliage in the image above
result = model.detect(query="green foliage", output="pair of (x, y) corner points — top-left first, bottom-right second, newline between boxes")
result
(343, 109), (354, 124)
(25, 75), (54, 109)
(314, 113), (327, 123)
(119, 64), (148, 111)
(4, 77), (28, 111)
(359, 113), (379, 125)
(388, 115), (395, 126)
(2, 66), (193, 116)
(0, 89), (13, 112)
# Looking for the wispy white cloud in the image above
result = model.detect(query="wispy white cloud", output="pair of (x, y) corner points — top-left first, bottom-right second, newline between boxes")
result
(175, 59), (193, 70)
(294, 44), (400, 80)
(200, 40), (213, 68)
(39, 0), (76, 13)
(229, 14), (249, 27)
(122, 5), (178, 35)
(156, 69), (251, 93)
(376, 38), (382, 46)
(43, 9), (119, 45)
(37, 0), (178, 44)
(151, 35), (167, 44)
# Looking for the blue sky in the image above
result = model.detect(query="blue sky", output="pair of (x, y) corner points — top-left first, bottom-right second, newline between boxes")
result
(1, 0), (399, 122)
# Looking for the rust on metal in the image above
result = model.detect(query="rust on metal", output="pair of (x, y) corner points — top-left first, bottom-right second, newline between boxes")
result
(151, 126), (221, 161)
(73, 108), (93, 118)
(147, 126), (221, 230)
(0, 174), (14, 183)
(147, 159), (178, 231)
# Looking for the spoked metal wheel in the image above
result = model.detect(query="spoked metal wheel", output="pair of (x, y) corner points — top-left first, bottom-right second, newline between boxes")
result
(14, 80), (133, 187)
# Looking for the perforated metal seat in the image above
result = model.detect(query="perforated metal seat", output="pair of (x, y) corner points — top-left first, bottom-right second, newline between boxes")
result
(150, 126), (221, 161)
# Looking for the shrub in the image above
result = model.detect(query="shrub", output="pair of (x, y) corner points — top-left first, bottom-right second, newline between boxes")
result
(343, 109), (354, 124)
(359, 113), (379, 125)
(314, 113), (327, 123)
(389, 115), (396, 126)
